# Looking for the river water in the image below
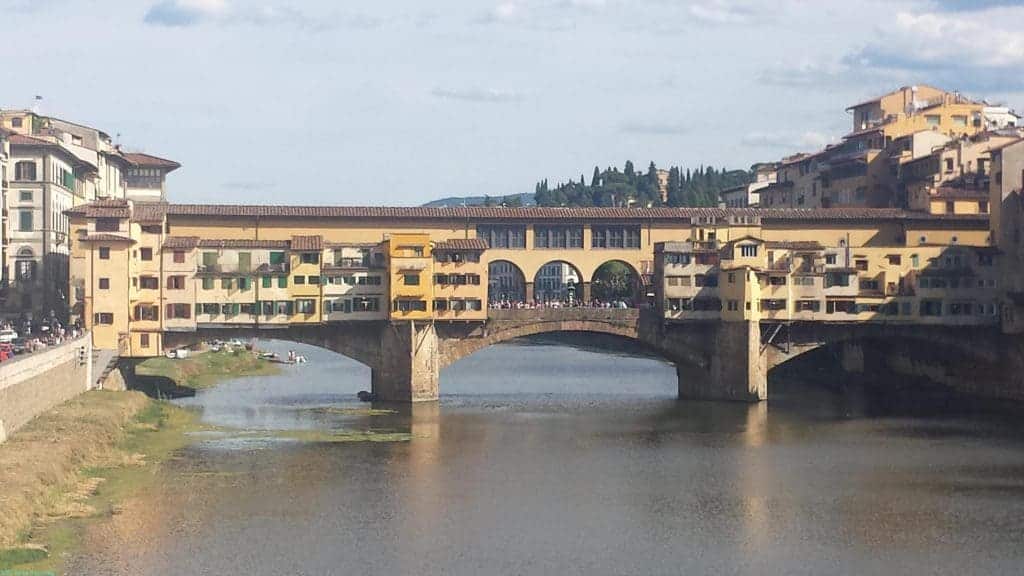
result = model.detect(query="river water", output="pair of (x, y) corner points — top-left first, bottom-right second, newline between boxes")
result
(68, 337), (1024, 575)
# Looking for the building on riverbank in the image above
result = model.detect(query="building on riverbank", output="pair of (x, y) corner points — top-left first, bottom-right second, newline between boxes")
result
(757, 85), (1023, 212)
(0, 109), (178, 320)
(64, 199), (1004, 357)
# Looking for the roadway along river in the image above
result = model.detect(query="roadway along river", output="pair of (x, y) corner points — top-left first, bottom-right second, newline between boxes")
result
(68, 336), (1024, 575)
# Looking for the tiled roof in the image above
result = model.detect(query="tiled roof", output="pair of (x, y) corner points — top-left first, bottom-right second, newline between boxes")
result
(159, 203), (985, 223)
(65, 201), (990, 229)
(765, 241), (824, 250)
(123, 152), (181, 170)
(7, 133), (54, 147)
(81, 233), (135, 243)
(434, 238), (489, 251)
(290, 235), (323, 251)
(197, 239), (290, 249)
(933, 186), (988, 199)
(988, 137), (1024, 153)
(162, 236), (200, 250)
(67, 199), (132, 219)
(8, 133), (99, 171)
(133, 202), (168, 222)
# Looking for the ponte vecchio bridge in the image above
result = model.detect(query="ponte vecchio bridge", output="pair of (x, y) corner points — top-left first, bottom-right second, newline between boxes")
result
(66, 201), (1024, 403)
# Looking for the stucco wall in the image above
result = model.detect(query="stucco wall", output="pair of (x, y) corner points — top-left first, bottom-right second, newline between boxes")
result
(0, 335), (93, 443)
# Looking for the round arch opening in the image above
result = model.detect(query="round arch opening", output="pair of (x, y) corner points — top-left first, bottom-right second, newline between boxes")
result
(533, 260), (583, 305)
(591, 260), (643, 306)
(488, 260), (527, 305)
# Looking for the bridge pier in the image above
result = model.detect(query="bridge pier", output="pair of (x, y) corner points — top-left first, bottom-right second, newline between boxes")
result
(673, 321), (767, 403)
(372, 321), (440, 403)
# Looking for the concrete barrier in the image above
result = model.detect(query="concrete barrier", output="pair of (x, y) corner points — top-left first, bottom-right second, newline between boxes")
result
(0, 335), (93, 443)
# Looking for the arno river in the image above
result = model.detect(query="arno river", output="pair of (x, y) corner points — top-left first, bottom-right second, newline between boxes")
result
(68, 337), (1024, 575)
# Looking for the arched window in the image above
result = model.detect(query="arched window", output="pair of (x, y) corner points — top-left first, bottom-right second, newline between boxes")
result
(15, 247), (36, 281)
(14, 161), (36, 181)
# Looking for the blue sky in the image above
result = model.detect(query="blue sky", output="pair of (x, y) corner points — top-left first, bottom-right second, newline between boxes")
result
(2, 0), (1022, 205)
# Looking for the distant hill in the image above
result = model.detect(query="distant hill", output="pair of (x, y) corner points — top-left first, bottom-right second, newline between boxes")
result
(422, 193), (536, 208)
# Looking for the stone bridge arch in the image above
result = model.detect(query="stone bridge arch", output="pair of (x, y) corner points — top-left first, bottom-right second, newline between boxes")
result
(763, 321), (1014, 398)
(437, 309), (645, 369)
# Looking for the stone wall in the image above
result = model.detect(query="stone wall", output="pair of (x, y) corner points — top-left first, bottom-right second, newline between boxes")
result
(0, 336), (93, 443)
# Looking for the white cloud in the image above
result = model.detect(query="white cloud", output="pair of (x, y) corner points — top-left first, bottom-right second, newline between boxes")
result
(144, 0), (227, 26)
(479, 0), (606, 27)
(431, 88), (526, 104)
(144, 0), (364, 30)
(839, 5), (1024, 91)
(741, 130), (835, 152)
(860, 7), (1024, 69)
(687, 0), (754, 25)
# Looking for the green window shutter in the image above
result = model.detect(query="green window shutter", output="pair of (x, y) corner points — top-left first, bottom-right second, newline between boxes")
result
(195, 303), (201, 315)
(239, 277), (249, 290)
(202, 278), (213, 290)
(221, 278), (231, 289)
(203, 252), (217, 267)
(262, 276), (271, 288)
(270, 251), (284, 265)
(278, 276), (287, 288)
(233, 303), (241, 315)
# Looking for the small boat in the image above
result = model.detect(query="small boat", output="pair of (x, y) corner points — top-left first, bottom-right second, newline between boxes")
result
(357, 391), (377, 402)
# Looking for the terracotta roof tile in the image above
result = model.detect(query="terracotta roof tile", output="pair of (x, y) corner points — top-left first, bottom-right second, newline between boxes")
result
(133, 202), (168, 222)
(162, 236), (200, 250)
(933, 186), (988, 199)
(67, 201), (990, 229)
(81, 233), (135, 243)
(7, 133), (54, 147)
(123, 152), (181, 170)
(290, 235), (323, 251)
(197, 239), (290, 249)
(434, 238), (489, 251)
(160, 204), (982, 223)
(765, 241), (824, 250)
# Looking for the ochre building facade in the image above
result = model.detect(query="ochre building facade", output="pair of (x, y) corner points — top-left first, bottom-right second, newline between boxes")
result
(66, 201), (997, 358)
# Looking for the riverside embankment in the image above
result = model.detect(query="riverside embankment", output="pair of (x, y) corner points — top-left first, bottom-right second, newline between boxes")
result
(0, 349), (277, 573)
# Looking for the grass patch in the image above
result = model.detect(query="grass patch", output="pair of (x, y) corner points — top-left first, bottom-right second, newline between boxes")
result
(0, 393), (201, 572)
(135, 349), (279, 393)
(0, 546), (48, 567)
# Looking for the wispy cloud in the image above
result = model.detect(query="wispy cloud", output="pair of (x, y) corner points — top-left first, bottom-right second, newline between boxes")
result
(476, 0), (606, 29)
(618, 121), (688, 136)
(1, 0), (65, 13)
(741, 130), (835, 152)
(143, 0), (379, 30)
(431, 88), (526, 104)
(843, 6), (1024, 91)
(144, 0), (227, 27)
(687, 0), (754, 24)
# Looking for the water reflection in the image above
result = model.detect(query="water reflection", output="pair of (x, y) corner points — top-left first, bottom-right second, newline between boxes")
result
(65, 337), (1024, 576)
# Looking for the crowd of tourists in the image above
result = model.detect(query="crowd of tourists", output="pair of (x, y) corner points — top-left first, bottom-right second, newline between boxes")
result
(0, 313), (84, 359)
(488, 298), (636, 310)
